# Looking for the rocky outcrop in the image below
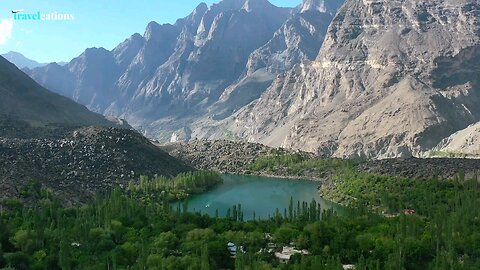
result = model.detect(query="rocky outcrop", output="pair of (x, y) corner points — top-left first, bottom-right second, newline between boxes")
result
(228, 0), (480, 159)
(361, 158), (480, 180)
(161, 139), (289, 174)
(246, 0), (343, 74)
(300, 0), (344, 14)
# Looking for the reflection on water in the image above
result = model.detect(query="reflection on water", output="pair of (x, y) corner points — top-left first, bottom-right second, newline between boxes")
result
(172, 174), (339, 220)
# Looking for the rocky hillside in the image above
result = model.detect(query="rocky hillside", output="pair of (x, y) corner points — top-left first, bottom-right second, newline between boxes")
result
(0, 55), (193, 205)
(361, 158), (480, 180)
(0, 127), (192, 205)
(25, 0), (343, 143)
(161, 139), (287, 174)
(221, 0), (480, 158)
(163, 139), (480, 181)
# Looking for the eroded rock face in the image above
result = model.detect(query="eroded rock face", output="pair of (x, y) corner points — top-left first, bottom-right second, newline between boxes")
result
(229, 0), (480, 159)
(246, 1), (341, 75)
(24, 0), (479, 159)
(27, 0), (293, 139)
(191, 0), (344, 134)
(25, 0), (343, 143)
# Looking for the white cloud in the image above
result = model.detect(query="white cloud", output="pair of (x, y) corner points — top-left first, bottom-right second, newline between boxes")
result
(0, 19), (14, 45)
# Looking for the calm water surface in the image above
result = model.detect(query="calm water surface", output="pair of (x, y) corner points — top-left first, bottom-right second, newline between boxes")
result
(174, 174), (339, 220)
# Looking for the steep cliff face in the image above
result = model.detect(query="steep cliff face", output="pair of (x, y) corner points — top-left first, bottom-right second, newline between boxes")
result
(246, 0), (343, 74)
(125, 0), (291, 123)
(191, 0), (344, 136)
(300, 0), (344, 14)
(27, 0), (293, 141)
(24, 0), (479, 159)
(230, 0), (480, 158)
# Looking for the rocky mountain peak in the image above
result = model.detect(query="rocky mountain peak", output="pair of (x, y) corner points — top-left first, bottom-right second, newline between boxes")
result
(0, 56), (116, 127)
(190, 2), (209, 22)
(25, 0), (480, 159)
(79, 47), (110, 58)
(70, 47), (116, 75)
(242, 0), (273, 12)
(216, 0), (249, 10)
(144, 21), (169, 41)
(112, 33), (145, 68)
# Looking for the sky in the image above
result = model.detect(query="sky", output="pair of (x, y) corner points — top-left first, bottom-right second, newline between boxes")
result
(0, 0), (301, 63)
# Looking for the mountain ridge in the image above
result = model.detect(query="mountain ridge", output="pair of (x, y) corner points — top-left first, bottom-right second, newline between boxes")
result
(23, 0), (480, 159)
(0, 55), (120, 129)
(220, 0), (480, 159)
(25, 0), (310, 139)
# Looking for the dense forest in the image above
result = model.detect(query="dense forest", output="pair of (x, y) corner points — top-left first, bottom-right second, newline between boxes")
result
(1, 159), (480, 269)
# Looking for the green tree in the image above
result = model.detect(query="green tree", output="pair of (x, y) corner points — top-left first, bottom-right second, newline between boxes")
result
(4, 251), (31, 270)
(274, 225), (300, 245)
(152, 232), (178, 256)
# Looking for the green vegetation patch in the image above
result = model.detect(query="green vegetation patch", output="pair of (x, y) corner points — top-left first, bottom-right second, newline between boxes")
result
(128, 171), (223, 202)
(250, 153), (359, 177)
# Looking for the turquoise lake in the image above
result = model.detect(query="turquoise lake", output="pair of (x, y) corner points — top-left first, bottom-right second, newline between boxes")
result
(174, 174), (338, 220)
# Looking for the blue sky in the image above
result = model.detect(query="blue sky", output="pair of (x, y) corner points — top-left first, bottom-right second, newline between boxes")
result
(0, 0), (300, 63)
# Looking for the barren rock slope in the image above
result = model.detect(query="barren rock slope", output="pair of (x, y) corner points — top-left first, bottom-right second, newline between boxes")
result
(229, 0), (480, 159)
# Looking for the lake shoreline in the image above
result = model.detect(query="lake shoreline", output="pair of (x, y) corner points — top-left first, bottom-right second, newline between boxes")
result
(173, 174), (337, 220)
(232, 172), (323, 182)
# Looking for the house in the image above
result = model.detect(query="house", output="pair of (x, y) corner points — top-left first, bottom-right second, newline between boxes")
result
(404, 208), (416, 215)
(343, 265), (356, 270)
(275, 246), (310, 263)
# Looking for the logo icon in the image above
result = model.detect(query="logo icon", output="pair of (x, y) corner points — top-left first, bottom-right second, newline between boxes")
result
(11, 9), (24, 14)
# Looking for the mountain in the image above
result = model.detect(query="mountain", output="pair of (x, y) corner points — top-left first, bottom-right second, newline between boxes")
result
(198, 0), (343, 124)
(0, 55), (119, 129)
(1, 51), (48, 69)
(25, 0), (342, 143)
(222, 0), (480, 158)
(0, 55), (193, 204)
(24, 0), (479, 159)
